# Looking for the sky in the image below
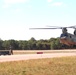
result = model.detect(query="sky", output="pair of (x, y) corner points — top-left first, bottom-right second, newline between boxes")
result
(0, 0), (76, 40)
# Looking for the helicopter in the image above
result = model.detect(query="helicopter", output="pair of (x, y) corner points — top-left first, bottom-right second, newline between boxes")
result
(30, 25), (76, 46)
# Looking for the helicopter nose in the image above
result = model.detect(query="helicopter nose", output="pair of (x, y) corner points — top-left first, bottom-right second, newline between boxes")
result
(60, 33), (68, 39)
(60, 36), (67, 39)
(60, 34), (67, 44)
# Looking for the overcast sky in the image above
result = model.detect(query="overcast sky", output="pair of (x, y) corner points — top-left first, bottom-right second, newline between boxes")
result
(0, 0), (76, 40)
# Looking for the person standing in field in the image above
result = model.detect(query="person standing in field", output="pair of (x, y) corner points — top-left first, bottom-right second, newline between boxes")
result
(10, 45), (13, 55)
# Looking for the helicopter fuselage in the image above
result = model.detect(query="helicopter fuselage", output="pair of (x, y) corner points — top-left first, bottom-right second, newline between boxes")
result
(60, 33), (76, 46)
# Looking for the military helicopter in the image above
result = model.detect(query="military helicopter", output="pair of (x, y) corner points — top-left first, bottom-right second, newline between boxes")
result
(30, 25), (76, 46)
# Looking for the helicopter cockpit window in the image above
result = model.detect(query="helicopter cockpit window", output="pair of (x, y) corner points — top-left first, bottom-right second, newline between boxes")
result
(60, 33), (68, 37)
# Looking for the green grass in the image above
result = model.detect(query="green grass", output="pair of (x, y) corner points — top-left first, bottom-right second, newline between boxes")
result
(0, 56), (76, 75)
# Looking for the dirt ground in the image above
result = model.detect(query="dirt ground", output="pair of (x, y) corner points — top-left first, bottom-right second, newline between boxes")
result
(0, 49), (76, 62)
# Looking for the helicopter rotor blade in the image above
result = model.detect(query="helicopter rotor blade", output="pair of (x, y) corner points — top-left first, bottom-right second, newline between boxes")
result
(69, 25), (76, 28)
(47, 25), (76, 28)
(29, 27), (62, 29)
(29, 25), (76, 30)
(46, 25), (73, 29)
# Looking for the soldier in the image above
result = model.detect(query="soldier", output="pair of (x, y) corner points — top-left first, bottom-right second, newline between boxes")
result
(10, 45), (13, 55)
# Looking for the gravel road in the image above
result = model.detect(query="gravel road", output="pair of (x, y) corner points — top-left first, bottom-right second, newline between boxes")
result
(0, 53), (76, 62)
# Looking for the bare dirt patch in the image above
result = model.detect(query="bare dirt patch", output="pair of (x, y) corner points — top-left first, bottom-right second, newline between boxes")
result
(0, 49), (76, 62)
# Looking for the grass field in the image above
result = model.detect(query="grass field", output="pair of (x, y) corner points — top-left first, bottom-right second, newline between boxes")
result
(0, 56), (76, 75)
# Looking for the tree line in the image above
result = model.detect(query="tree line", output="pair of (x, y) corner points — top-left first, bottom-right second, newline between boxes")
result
(0, 37), (76, 50)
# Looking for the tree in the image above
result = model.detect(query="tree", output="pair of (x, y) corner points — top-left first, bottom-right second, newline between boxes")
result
(0, 39), (3, 50)
(27, 37), (37, 50)
(51, 41), (56, 50)
(55, 38), (62, 49)
(2, 40), (9, 50)
(8, 39), (18, 50)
